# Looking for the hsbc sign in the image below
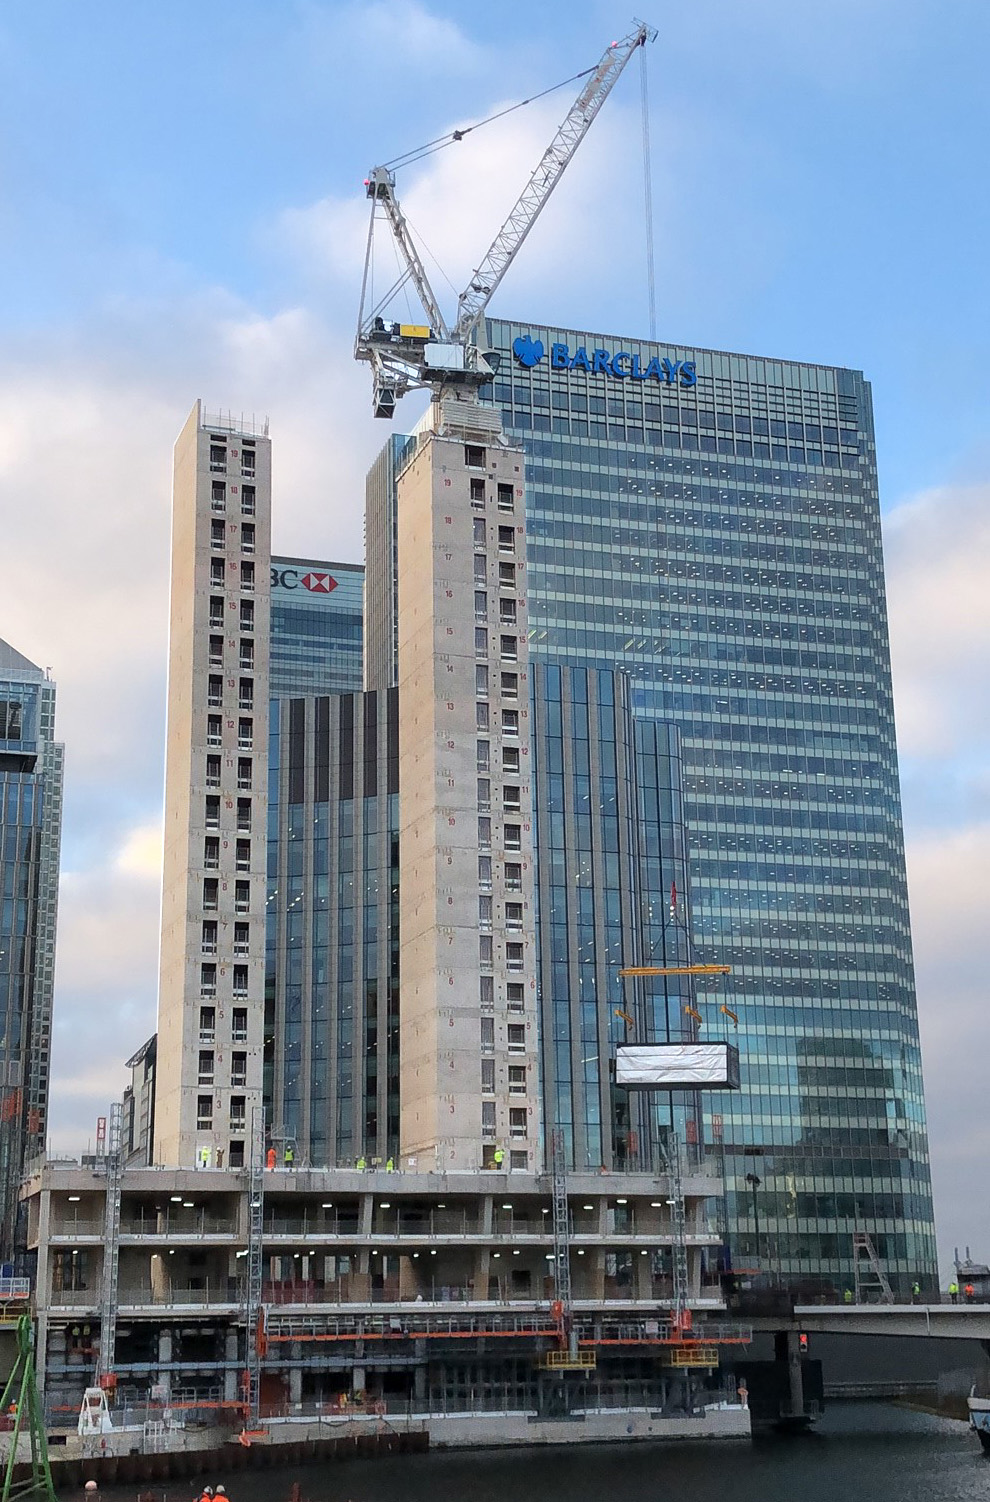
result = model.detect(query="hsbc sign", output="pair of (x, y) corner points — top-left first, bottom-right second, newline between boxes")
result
(271, 568), (338, 594)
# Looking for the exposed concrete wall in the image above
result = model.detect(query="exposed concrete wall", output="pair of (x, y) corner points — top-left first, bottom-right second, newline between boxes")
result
(155, 404), (271, 1167)
(397, 399), (538, 1172)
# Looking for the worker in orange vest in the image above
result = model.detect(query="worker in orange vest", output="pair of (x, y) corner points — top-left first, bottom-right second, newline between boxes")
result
(266, 1147), (276, 1170)
(965, 1282), (976, 1302)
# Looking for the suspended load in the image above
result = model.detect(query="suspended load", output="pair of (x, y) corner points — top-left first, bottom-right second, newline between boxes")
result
(615, 1042), (740, 1090)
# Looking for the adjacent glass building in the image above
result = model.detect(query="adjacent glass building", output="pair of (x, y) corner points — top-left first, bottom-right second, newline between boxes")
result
(266, 557), (402, 1165)
(270, 556), (363, 698)
(0, 637), (63, 1258)
(265, 689), (399, 1165)
(475, 317), (935, 1294)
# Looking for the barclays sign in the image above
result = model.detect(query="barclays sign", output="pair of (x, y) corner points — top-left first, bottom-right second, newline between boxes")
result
(512, 334), (696, 388)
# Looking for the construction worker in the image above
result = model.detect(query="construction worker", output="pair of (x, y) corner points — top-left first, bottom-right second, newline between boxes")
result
(356, 1155), (366, 1170)
(215, 1488), (227, 1500)
(266, 1147), (276, 1170)
(843, 1287), (854, 1304)
(385, 1156), (395, 1172)
(284, 1142), (295, 1168)
(949, 1281), (959, 1303)
(493, 1146), (505, 1170)
(911, 1281), (921, 1303)
(965, 1282), (976, 1302)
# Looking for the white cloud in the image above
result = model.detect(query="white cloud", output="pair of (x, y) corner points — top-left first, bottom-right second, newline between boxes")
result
(886, 482), (990, 761)
(905, 823), (990, 1274)
(882, 479), (990, 1273)
(49, 821), (164, 1149)
(115, 821), (164, 879)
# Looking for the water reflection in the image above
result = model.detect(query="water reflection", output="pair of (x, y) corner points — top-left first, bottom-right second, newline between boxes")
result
(99, 1405), (983, 1502)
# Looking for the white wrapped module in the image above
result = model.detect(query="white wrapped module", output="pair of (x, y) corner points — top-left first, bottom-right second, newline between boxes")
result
(615, 1042), (740, 1090)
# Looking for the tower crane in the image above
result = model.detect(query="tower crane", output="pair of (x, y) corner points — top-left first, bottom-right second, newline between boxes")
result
(355, 20), (656, 417)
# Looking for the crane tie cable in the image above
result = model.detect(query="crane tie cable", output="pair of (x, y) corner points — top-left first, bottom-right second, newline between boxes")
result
(383, 64), (597, 172)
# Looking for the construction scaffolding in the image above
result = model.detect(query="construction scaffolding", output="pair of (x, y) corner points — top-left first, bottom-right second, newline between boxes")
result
(664, 1131), (690, 1324)
(550, 1128), (571, 1317)
(243, 1107), (266, 1424)
(95, 1100), (123, 1386)
(0, 1315), (56, 1502)
(261, 1309), (751, 1350)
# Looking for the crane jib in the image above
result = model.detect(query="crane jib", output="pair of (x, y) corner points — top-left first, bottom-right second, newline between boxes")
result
(355, 20), (658, 416)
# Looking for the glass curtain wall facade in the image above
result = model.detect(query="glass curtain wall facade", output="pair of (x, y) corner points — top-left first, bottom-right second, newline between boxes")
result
(530, 663), (696, 1173)
(266, 690), (399, 1165)
(270, 557), (363, 698)
(483, 317), (935, 1295)
(0, 638), (63, 1258)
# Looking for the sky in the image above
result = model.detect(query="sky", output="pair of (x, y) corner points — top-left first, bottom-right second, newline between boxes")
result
(0, 0), (987, 1278)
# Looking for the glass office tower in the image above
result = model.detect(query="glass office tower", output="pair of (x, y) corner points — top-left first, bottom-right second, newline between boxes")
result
(270, 556), (363, 697)
(0, 638), (63, 1257)
(266, 559), (391, 1164)
(482, 318), (935, 1295)
(266, 689), (398, 1165)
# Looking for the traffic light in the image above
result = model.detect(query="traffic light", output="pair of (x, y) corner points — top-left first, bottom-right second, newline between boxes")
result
(798, 1332), (809, 1354)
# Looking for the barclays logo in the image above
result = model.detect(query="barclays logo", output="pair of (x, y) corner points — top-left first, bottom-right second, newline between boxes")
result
(512, 334), (544, 368)
(512, 334), (696, 388)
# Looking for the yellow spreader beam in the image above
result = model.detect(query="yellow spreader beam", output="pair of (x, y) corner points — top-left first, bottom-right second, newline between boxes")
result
(618, 964), (731, 977)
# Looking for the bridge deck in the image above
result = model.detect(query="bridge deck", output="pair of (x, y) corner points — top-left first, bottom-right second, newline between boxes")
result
(748, 1304), (990, 1339)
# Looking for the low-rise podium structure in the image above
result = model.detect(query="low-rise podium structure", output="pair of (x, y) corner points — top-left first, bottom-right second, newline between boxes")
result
(23, 1160), (745, 1421)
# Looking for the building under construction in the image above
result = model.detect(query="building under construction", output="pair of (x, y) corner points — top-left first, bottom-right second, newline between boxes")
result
(23, 1160), (748, 1423)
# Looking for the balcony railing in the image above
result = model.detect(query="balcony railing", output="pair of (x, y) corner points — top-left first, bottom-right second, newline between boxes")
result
(118, 1214), (238, 1237)
(118, 1283), (240, 1307)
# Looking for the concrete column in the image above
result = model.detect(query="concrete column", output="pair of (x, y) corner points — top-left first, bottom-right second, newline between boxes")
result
(359, 1192), (374, 1236)
(474, 1246), (491, 1299)
(355, 1246), (372, 1300)
(157, 1329), (173, 1402)
(398, 1254), (419, 1298)
(413, 1350), (427, 1401)
(775, 1329), (804, 1417)
(289, 1343), (302, 1405)
(634, 1250), (651, 1298)
(352, 1364), (366, 1396)
(224, 1327), (239, 1400)
(687, 1245), (701, 1298)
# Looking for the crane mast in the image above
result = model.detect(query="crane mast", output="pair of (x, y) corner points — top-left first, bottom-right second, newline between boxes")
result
(355, 19), (656, 416)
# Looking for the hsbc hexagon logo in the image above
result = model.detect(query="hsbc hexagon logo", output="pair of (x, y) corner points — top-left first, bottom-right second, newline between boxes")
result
(302, 571), (337, 593)
(271, 567), (339, 593)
